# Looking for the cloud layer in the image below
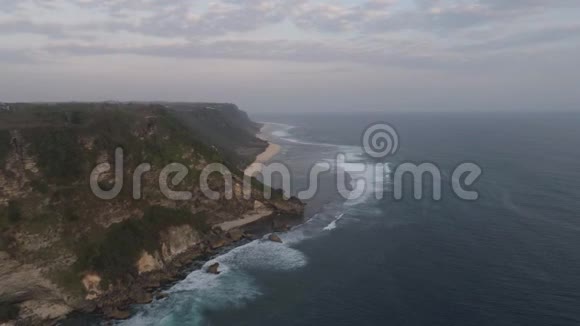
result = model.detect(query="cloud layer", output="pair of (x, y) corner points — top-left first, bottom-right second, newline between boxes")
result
(1, 0), (579, 110)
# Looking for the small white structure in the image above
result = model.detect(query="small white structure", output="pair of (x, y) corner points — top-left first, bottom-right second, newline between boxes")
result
(0, 103), (11, 112)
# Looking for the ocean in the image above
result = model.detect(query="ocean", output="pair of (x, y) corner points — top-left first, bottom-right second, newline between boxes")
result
(116, 112), (580, 326)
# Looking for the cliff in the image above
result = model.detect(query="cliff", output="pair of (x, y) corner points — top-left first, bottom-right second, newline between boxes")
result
(166, 103), (267, 170)
(0, 103), (304, 324)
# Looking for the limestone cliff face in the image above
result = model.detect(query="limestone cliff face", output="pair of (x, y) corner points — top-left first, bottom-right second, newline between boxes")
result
(0, 103), (304, 325)
(159, 225), (201, 263)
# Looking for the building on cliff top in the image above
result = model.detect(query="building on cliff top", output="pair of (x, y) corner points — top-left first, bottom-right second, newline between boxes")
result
(0, 103), (12, 111)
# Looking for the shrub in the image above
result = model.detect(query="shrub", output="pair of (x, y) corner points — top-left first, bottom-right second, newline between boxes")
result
(75, 206), (208, 282)
(30, 180), (49, 194)
(49, 268), (85, 296)
(64, 207), (79, 222)
(25, 129), (83, 181)
(156, 110), (222, 163)
(0, 130), (10, 167)
(0, 235), (12, 251)
(7, 201), (20, 223)
(0, 302), (19, 322)
(69, 111), (86, 125)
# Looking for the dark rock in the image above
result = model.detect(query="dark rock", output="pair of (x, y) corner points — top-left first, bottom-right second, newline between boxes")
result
(143, 281), (160, 289)
(228, 229), (244, 242)
(268, 234), (283, 243)
(270, 196), (305, 216)
(155, 292), (168, 300)
(209, 236), (228, 250)
(105, 308), (131, 320)
(131, 289), (153, 304)
(206, 263), (220, 274)
(273, 222), (290, 232)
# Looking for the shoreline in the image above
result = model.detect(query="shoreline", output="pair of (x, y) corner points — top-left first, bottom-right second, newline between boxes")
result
(244, 129), (282, 177)
(64, 125), (299, 324)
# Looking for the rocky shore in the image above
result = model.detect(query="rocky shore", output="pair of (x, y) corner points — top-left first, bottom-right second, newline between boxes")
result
(108, 203), (301, 320)
(64, 201), (303, 323)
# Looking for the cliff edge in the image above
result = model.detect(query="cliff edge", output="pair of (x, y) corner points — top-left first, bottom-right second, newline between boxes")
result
(0, 103), (304, 324)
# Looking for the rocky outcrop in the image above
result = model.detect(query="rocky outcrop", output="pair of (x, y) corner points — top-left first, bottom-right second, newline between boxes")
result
(160, 225), (201, 262)
(206, 263), (220, 275)
(208, 233), (229, 250)
(103, 307), (131, 320)
(82, 274), (102, 300)
(0, 252), (76, 325)
(270, 197), (305, 216)
(18, 300), (73, 322)
(228, 229), (244, 242)
(155, 292), (168, 300)
(131, 289), (153, 304)
(136, 252), (163, 275)
(268, 234), (283, 243)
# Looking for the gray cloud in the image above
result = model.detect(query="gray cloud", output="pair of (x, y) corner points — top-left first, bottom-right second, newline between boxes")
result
(0, 0), (578, 67)
(483, 0), (580, 10)
(0, 20), (91, 39)
(44, 38), (464, 70)
(2, 0), (580, 42)
(0, 49), (37, 63)
(0, 0), (294, 38)
(1, 0), (580, 110)
(454, 24), (580, 52)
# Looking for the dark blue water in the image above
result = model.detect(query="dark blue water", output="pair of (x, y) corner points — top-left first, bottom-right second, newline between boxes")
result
(122, 112), (580, 326)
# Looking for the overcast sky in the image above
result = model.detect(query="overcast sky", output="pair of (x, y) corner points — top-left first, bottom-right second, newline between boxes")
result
(0, 0), (579, 112)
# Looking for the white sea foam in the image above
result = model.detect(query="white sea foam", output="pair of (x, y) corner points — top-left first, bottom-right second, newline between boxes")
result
(262, 122), (295, 129)
(272, 130), (291, 137)
(281, 137), (340, 147)
(262, 122), (295, 138)
(323, 213), (345, 231)
(217, 238), (308, 271)
(119, 238), (308, 326)
(120, 269), (260, 326)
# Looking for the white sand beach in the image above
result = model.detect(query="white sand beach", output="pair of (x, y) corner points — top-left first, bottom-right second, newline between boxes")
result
(244, 133), (281, 177)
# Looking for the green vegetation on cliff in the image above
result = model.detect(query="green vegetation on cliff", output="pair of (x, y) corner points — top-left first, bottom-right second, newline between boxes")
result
(0, 201), (21, 230)
(75, 206), (208, 282)
(0, 130), (10, 167)
(26, 129), (83, 180)
(0, 103), (299, 323)
(0, 303), (20, 323)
